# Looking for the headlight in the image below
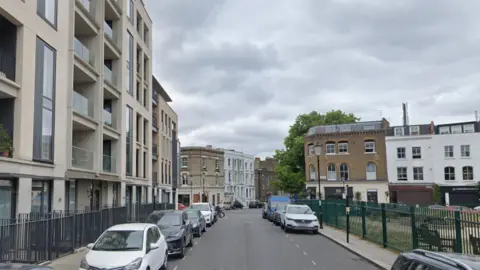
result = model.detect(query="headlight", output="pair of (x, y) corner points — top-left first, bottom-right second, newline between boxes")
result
(125, 257), (142, 270)
(80, 258), (89, 269)
(286, 217), (294, 221)
(193, 223), (198, 228)
(173, 231), (182, 237)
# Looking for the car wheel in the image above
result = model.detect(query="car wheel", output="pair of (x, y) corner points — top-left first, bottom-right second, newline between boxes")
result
(179, 241), (186, 258)
(160, 251), (168, 270)
(187, 234), (193, 247)
(202, 224), (207, 232)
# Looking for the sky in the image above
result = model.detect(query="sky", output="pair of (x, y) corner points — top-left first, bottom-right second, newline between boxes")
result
(145, 0), (480, 159)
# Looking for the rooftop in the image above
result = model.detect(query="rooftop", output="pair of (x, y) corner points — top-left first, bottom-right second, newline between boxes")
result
(152, 75), (173, 102)
(306, 119), (388, 136)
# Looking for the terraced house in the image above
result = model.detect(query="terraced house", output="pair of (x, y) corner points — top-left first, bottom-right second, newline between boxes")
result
(304, 120), (390, 203)
(0, 0), (163, 218)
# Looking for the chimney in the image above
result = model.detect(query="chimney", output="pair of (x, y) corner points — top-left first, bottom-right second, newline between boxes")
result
(402, 103), (409, 126)
(430, 121), (435, 134)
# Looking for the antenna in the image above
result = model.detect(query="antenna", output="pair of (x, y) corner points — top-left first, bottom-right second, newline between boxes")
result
(475, 110), (479, 122)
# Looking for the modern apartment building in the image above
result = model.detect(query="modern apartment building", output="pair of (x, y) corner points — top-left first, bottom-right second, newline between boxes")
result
(0, 0), (155, 218)
(304, 120), (390, 203)
(151, 76), (178, 203)
(178, 146), (225, 206)
(223, 149), (255, 205)
(254, 157), (278, 201)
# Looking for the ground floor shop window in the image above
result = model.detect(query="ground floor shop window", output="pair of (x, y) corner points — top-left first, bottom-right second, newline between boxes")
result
(31, 180), (51, 214)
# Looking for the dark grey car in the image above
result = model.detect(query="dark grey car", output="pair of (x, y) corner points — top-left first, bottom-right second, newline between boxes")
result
(184, 209), (206, 237)
(0, 264), (53, 269)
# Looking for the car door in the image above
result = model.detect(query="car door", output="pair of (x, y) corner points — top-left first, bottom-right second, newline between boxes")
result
(183, 212), (191, 241)
(153, 226), (166, 264)
(198, 210), (206, 228)
(144, 227), (161, 270)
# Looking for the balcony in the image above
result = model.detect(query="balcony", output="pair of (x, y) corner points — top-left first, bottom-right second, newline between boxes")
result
(103, 155), (117, 173)
(152, 172), (158, 186)
(74, 38), (95, 69)
(152, 115), (158, 133)
(104, 21), (120, 59)
(0, 48), (15, 82)
(103, 65), (117, 87)
(72, 146), (94, 171)
(152, 144), (158, 160)
(73, 91), (93, 118)
(75, 0), (98, 35)
(103, 109), (114, 127)
(105, 0), (121, 20)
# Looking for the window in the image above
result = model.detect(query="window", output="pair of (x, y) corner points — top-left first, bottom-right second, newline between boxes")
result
(326, 143), (336, 154)
(338, 142), (348, 153)
(339, 163), (349, 181)
(464, 124), (475, 133)
(439, 126), (450, 134)
(228, 159), (231, 166)
(126, 31), (133, 95)
(309, 165), (316, 180)
(181, 157), (188, 168)
(461, 145), (470, 157)
(215, 160), (219, 169)
(413, 167), (424, 180)
(394, 127), (404, 136)
(451, 125), (462, 134)
(31, 180), (51, 214)
(364, 140), (375, 153)
(412, 147), (421, 159)
(127, 0), (134, 23)
(202, 157), (206, 168)
(125, 106), (133, 176)
(397, 167), (407, 181)
(444, 145), (454, 158)
(33, 38), (56, 162)
(397, 147), (406, 159)
(366, 162), (376, 180)
(463, 166), (474, 180)
(444, 166), (455, 180)
(327, 164), (336, 180)
(308, 144), (315, 156)
(409, 126), (420, 135)
(37, 0), (57, 27)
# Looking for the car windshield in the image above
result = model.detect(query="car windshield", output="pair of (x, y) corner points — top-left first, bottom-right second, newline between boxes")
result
(276, 204), (288, 211)
(191, 204), (210, 211)
(158, 214), (182, 227)
(287, 206), (313, 214)
(186, 210), (199, 219)
(92, 230), (144, 251)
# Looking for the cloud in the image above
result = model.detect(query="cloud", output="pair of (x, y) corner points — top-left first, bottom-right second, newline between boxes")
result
(146, 0), (480, 158)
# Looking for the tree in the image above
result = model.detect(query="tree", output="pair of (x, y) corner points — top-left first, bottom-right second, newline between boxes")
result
(273, 110), (359, 194)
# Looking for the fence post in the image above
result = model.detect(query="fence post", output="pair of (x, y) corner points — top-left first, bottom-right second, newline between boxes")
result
(361, 201), (366, 238)
(410, 206), (417, 249)
(381, 203), (387, 248)
(454, 211), (463, 253)
(334, 203), (338, 228)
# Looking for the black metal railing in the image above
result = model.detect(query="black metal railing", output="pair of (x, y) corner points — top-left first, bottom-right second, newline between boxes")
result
(0, 202), (174, 264)
(0, 48), (15, 81)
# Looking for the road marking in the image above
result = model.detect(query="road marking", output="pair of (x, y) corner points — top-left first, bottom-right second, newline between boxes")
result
(173, 266), (178, 270)
(303, 251), (308, 256)
(189, 248), (193, 252)
(286, 234), (289, 237)
(295, 244), (299, 248)
(195, 241), (198, 245)
(312, 261), (317, 265)
(182, 256), (186, 260)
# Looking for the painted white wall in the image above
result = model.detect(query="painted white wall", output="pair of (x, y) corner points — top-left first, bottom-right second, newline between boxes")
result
(222, 149), (256, 202)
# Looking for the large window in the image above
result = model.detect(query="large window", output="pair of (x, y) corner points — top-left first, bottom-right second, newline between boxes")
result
(309, 165), (316, 180)
(364, 140), (375, 153)
(127, 0), (134, 23)
(65, 181), (76, 212)
(37, 0), (57, 27)
(366, 162), (376, 180)
(31, 180), (51, 214)
(463, 166), (474, 180)
(413, 167), (424, 180)
(444, 166), (455, 181)
(444, 146), (454, 158)
(33, 38), (56, 162)
(0, 180), (15, 219)
(327, 164), (336, 180)
(397, 167), (407, 181)
(339, 163), (349, 181)
(126, 106), (133, 176)
(126, 31), (133, 95)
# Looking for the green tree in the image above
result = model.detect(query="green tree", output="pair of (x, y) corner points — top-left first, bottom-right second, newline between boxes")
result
(273, 110), (359, 194)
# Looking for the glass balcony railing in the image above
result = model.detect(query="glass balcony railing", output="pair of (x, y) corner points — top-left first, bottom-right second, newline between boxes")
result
(103, 155), (117, 173)
(103, 65), (116, 86)
(72, 146), (94, 170)
(77, 0), (96, 21)
(72, 91), (93, 118)
(103, 109), (113, 127)
(74, 38), (95, 68)
(104, 21), (118, 46)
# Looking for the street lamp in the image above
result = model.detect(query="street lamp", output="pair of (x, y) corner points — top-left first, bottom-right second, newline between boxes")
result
(202, 170), (206, 202)
(314, 143), (323, 229)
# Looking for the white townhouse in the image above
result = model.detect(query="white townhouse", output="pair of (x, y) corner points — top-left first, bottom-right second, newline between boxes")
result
(223, 149), (255, 205)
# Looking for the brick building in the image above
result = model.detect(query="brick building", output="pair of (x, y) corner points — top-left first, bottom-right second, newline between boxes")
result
(254, 157), (278, 201)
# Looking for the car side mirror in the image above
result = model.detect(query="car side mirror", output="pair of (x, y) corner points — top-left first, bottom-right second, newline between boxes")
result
(86, 243), (94, 249)
(149, 243), (159, 251)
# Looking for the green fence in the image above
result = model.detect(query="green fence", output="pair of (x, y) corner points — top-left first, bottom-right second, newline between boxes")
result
(297, 200), (480, 255)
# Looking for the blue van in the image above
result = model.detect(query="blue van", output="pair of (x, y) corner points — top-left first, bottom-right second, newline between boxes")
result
(267, 195), (290, 222)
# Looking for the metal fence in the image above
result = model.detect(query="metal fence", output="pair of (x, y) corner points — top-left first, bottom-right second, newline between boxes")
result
(0, 202), (175, 264)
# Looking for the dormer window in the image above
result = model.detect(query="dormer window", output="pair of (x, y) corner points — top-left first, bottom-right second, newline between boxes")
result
(464, 124), (475, 133)
(409, 126), (420, 135)
(439, 126), (450, 134)
(394, 127), (404, 136)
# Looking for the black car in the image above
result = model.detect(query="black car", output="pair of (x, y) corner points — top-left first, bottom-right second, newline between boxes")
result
(184, 208), (206, 237)
(0, 264), (52, 270)
(392, 249), (480, 269)
(249, 200), (264, 208)
(232, 200), (243, 209)
(146, 210), (193, 257)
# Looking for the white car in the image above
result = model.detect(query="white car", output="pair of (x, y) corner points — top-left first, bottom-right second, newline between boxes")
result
(191, 203), (214, 226)
(80, 223), (168, 270)
(281, 204), (319, 234)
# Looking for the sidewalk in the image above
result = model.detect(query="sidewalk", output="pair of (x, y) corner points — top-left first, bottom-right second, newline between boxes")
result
(44, 248), (87, 270)
(320, 225), (398, 270)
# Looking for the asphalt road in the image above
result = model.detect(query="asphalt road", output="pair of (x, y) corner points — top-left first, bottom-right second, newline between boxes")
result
(168, 209), (379, 270)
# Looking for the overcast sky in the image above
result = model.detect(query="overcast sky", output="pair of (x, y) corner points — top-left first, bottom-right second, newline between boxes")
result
(145, 0), (480, 158)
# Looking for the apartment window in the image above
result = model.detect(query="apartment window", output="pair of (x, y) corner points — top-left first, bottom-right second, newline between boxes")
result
(327, 163), (336, 180)
(464, 124), (475, 133)
(364, 140), (375, 153)
(338, 142), (348, 153)
(397, 167), (407, 181)
(394, 127), (404, 136)
(126, 31), (133, 95)
(444, 166), (455, 180)
(444, 145), (454, 158)
(125, 106), (133, 176)
(215, 160), (219, 169)
(228, 158), (231, 166)
(37, 0), (57, 27)
(181, 157), (188, 168)
(127, 0), (134, 23)
(451, 125), (462, 134)
(366, 162), (376, 180)
(409, 126), (420, 135)
(161, 161), (164, 184)
(461, 145), (470, 157)
(164, 163), (167, 184)
(309, 165), (316, 180)
(412, 147), (421, 159)
(182, 174), (188, 185)
(463, 166), (474, 180)
(202, 157), (206, 168)
(168, 163), (171, 184)
(33, 38), (56, 162)
(326, 143), (335, 154)
(397, 147), (406, 159)
(439, 127), (450, 134)
(307, 144), (315, 156)
(339, 163), (349, 181)
(31, 180), (51, 214)
(413, 167), (424, 180)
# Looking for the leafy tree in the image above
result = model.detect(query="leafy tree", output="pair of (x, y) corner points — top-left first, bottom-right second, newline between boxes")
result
(273, 110), (359, 194)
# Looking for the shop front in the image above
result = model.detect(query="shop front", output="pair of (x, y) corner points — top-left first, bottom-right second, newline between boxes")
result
(389, 184), (434, 206)
(439, 185), (480, 206)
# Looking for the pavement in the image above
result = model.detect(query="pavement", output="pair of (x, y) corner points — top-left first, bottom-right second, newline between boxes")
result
(46, 209), (387, 270)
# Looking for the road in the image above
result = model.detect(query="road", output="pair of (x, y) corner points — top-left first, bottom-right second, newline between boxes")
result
(168, 209), (380, 270)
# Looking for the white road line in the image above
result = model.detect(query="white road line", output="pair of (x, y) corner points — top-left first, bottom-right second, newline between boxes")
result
(173, 266), (178, 270)
(312, 261), (317, 265)
(286, 234), (289, 237)
(182, 256), (186, 260)
(195, 241), (198, 245)
(295, 244), (300, 248)
(303, 251), (308, 256)
(189, 248), (193, 252)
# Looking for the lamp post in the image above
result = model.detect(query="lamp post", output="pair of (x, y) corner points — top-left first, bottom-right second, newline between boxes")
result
(342, 177), (350, 243)
(202, 170), (206, 202)
(314, 143), (323, 229)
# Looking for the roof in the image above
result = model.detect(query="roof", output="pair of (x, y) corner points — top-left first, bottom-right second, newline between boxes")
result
(107, 223), (151, 231)
(152, 75), (173, 102)
(306, 119), (389, 136)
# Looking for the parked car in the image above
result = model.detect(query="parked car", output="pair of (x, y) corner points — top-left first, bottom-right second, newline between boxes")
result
(273, 203), (287, 226)
(0, 264), (53, 270)
(154, 210), (193, 257)
(232, 200), (244, 209)
(249, 200), (265, 208)
(184, 209), (206, 237)
(223, 201), (232, 210)
(281, 204), (319, 234)
(190, 203), (214, 226)
(178, 203), (186, 210)
(391, 249), (480, 269)
(80, 223), (168, 270)
(262, 204), (268, 219)
(211, 203), (218, 223)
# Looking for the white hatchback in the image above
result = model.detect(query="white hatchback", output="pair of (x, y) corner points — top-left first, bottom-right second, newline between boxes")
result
(190, 203), (214, 226)
(80, 223), (168, 270)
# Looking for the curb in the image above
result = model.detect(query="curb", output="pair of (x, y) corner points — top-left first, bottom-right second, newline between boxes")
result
(38, 246), (87, 266)
(318, 230), (390, 270)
